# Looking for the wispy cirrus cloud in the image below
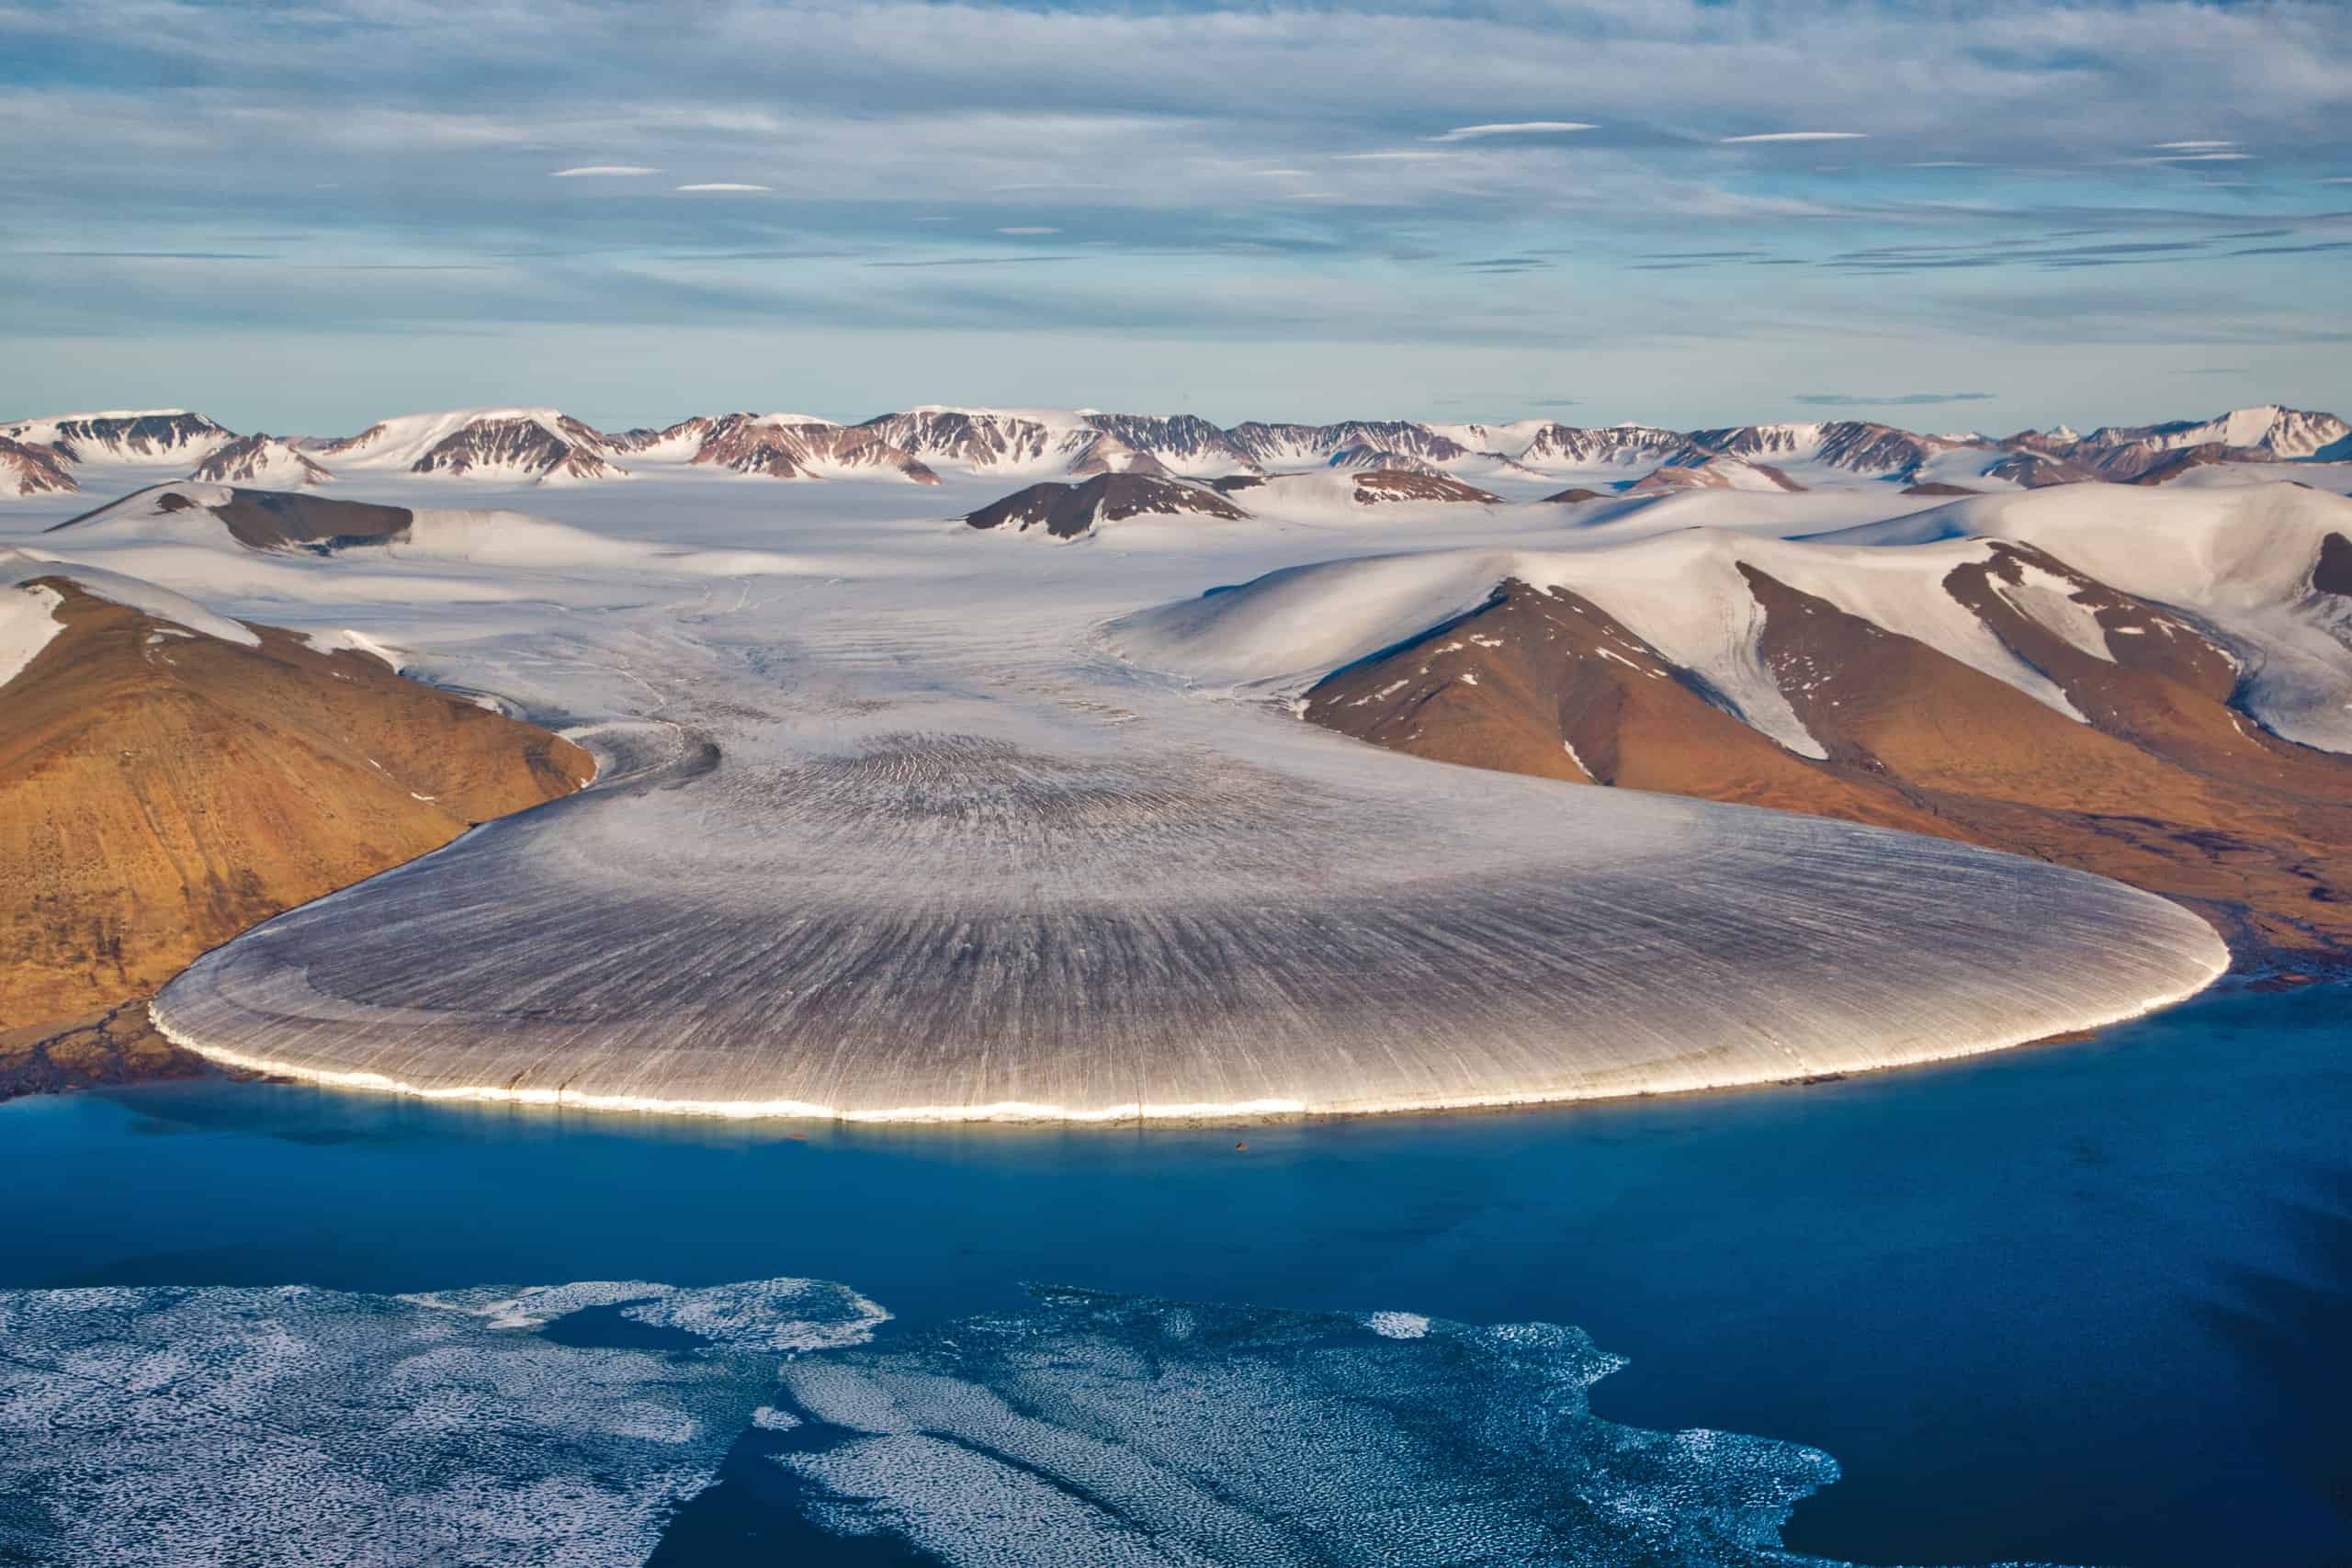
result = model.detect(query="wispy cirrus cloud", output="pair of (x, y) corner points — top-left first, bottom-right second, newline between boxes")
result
(1427, 121), (1597, 142)
(4, 0), (2348, 429)
(2229, 239), (2352, 255)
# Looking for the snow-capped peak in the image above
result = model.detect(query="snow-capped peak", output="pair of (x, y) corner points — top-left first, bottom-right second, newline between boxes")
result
(0, 410), (232, 464)
(321, 408), (625, 483)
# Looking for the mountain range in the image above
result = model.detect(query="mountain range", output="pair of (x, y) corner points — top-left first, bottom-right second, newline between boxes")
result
(3, 402), (2345, 499)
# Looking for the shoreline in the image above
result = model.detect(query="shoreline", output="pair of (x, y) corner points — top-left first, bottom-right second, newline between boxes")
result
(142, 950), (2227, 1128)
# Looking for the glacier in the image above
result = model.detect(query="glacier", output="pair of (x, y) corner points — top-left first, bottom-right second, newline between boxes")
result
(6, 459), (2242, 1122)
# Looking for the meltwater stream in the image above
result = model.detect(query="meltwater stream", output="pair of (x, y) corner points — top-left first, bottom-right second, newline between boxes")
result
(5, 981), (2348, 1566)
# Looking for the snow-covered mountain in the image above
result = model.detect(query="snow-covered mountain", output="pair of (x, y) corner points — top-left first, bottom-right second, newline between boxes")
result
(964, 473), (1248, 538)
(1076, 413), (1256, 477)
(1984, 450), (2102, 490)
(1225, 419), (1487, 473)
(0, 410), (232, 466)
(321, 409), (627, 484)
(1629, 456), (1804, 493)
(852, 407), (1102, 476)
(1510, 423), (1685, 471)
(1324, 443), (1446, 477)
(1114, 479), (2352, 761)
(2081, 404), (2348, 460)
(190, 434), (334, 488)
(0, 437), (78, 497)
(687, 414), (940, 484)
(2, 400), (2344, 505)
(1658, 421), (1984, 479)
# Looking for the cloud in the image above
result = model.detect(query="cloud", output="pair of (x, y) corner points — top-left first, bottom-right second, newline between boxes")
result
(300, 264), (496, 271)
(1428, 122), (1597, 142)
(15, 249), (277, 261)
(9, 0), (2352, 423)
(1455, 256), (1555, 274)
(2227, 239), (2352, 255)
(995, 225), (1061, 235)
(1792, 391), (1997, 406)
(865, 255), (1080, 267)
(2143, 152), (2252, 163)
(675, 183), (772, 192)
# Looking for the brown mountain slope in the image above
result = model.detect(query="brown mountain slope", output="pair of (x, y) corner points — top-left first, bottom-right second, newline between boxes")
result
(1303, 581), (1951, 837)
(967, 474), (1248, 537)
(0, 580), (594, 1088)
(0, 436), (78, 497)
(1307, 568), (2352, 971)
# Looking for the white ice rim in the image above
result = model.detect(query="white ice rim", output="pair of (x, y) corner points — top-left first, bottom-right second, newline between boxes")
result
(146, 958), (2223, 1127)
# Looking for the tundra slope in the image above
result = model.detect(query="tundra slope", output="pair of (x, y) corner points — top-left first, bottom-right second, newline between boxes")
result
(0, 541), (592, 1093)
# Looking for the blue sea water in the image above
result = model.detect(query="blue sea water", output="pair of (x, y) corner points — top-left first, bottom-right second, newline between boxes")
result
(5, 980), (2347, 1566)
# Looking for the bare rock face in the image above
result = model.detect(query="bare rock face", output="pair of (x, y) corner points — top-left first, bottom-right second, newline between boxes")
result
(0, 437), (77, 496)
(2315, 531), (2352, 597)
(0, 578), (594, 1045)
(966, 473), (1249, 537)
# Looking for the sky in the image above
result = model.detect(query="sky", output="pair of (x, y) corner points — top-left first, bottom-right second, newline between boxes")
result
(2, 0), (2348, 434)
